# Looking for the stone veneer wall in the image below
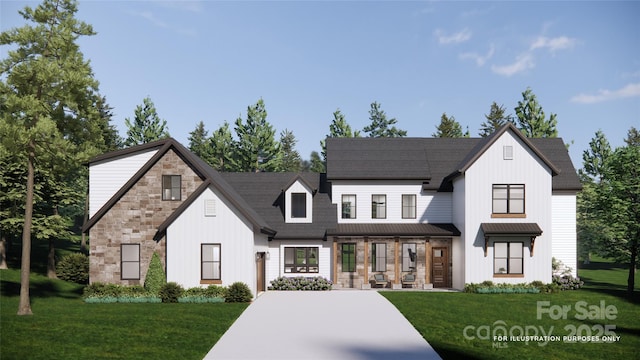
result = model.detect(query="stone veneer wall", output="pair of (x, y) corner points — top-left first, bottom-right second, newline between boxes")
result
(89, 149), (203, 285)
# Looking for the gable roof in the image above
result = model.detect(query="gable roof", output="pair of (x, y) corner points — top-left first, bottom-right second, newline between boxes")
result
(82, 138), (274, 236)
(326, 123), (582, 191)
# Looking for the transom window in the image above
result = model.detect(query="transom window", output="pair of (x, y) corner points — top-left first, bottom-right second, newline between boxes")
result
(341, 195), (356, 219)
(284, 247), (319, 273)
(402, 194), (416, 219)
(162, 175), (181, 201)
(492, 184), (525, 214)
(291, 193), (307, 218)
(202, 244), (221, 280)
(121, 244), (140, 280)
(494, 242), (523, 275)
(371, 243), (386, 272)
(371, 195), (386, 219)
(341, 243), (356, 272)
(402, 243), (417, 272)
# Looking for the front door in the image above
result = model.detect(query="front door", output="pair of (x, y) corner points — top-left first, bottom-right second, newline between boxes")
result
(256, 252), (266, 293)
(432, 247), (449, 288)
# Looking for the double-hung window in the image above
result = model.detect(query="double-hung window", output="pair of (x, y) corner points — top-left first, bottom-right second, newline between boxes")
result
(494, 242), (523, 275)
(121, 244), (140, 280)
(402, 194), (416, 219)
(284, 247), (319, 273)
(492, 184), (524, 214)
(341, 195), (356, 219)
(371, 195), (386, 219)
(371, 243), (386, 272)
(291, 193), (307, 218)
(162, 175), (181, 201)
(202, 244), (221, 280)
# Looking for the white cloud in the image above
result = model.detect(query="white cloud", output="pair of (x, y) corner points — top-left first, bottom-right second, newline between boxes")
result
(434, 28), (472, 44)
(491, 53), (535, 77)
(460, 44), (495, 66)
(530, 36), (576, 53)
(570, 83), (640, 104)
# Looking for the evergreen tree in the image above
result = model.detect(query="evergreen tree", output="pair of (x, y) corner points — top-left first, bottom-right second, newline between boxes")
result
(625, 126), (640, 146)
(479, 102), (514, 137)
(363, 102), (406, 138)
(232, 99), (279, 172)
(188, 121), (213, 163)
(320, 108), (360, 164)
(210, 121), (235, 172)
(308, 151), (325, 173)
(0, 0), (104, 314)
(433, 113), (469, 138)
(124, 97), (170, 146)
(514, 87), (558, 138)
(276, 129), (302, 172)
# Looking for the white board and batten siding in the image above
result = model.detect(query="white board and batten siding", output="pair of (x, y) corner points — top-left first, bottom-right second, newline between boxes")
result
(552, 193), (578, 277)
(462, 130), (554, 284)
(330, 180), (452, 223)
(166, 186), (265, 295)
(89, 149), (158, 217)
(267, 240), (332, 283)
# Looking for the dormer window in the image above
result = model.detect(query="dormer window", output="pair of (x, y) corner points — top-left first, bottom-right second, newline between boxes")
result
(162, 175), (181, 201)
(291, 193), (307, 218)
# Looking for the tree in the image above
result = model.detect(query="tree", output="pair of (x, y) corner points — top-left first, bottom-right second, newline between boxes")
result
(479, 102), (514, 137)
(0, 0), (104, 314)
(363, 102), (406, 138)
(188, 121), (213, 162)
(514, 87), (558, 138)
(275, 129), (302, 172)
(320, 108), (360, 165)
(308, 151), (325, 173)
(625, 126), (640, 146)
(232, 99), (279, 172)
(209, 121), (235, 172)
(124, 97), (170, 146)
(433, 113), (469, 138)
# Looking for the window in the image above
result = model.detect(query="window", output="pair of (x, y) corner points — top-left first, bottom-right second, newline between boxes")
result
(371, 243), (386, 272)
(503, 145), (513, 160)
(291, 193), (307, 218)
(284, 247), (318, 273)
(371, 195), (386, 219)
(494, 242), (523, 275)
(162, 175), (181, 201)
(402, 243), (417, 272)
(121, 244), (140, 280)
(341, 243), (356, 272)
(341, 195), (356, 219)
(402, 194), (416, 219)
(492, 184), (525, 214)
(202, 244), (221, 280)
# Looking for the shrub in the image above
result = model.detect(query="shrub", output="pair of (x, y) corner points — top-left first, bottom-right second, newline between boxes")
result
(178, 296), (225, 304)
(268, 276), (333, 291)
(205, 285), (227, 299)
(56, 253), (89, 284)
(464, 281), (557, 294)
(553, 275), (584, 290)
(144, 252), (166, 295)
(159, 282), (184, 303)
(83, 282), (122, 298)
(225, 282), (253, 303)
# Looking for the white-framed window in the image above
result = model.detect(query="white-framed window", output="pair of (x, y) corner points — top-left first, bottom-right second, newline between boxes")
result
(121, 243), (140, 280)
(494, 242), (523, 275)
(492, 184), (525, 214)
(202, 244), (221, 280)
(291, 193), (307, 218)
(162, 175), (181, 201)
(371, 194), (386, 219)
(402, 194), (416, 219)
(341, 194), (356, 219)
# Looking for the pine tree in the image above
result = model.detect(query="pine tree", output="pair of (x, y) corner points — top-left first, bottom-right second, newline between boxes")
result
(514, 87), (558, 138)
(188, 121), (213, 163)
(309, 151), (325, 173)
(276, 129), (302, 172)
(433, 113), (469, 138)
(124, 97), (170, 146)
(479, 102), (514, 137)
(232, 99), (279, 172)
(210, 121), (235, 172)
(363, 102), (407, 138)
(320, 108), (360, 163)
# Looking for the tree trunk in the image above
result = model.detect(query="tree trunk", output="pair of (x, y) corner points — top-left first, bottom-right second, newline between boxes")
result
(18, 140), (35, 315)
(47, 207), (59, 278)
(628, 241), (637, 297)
(0, 233), (8, 269)
(80, 193), (89, 254)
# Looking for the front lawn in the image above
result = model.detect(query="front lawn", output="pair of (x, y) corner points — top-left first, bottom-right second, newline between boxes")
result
(0, 269), (248, 360)
(383, 260), (640, 360)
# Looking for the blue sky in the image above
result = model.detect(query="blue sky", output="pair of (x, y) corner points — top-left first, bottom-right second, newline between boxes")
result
(2, 1), (639, 168)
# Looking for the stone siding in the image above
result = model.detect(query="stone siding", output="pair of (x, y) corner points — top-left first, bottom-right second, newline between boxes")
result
(89, 149), (203, 285)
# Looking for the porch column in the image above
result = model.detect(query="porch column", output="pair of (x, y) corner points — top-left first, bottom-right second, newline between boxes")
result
(394, 237), (400, 284)
(363, 237), (369, 283)
(333, 237), (338, 284)
(425, 238), (431, 284)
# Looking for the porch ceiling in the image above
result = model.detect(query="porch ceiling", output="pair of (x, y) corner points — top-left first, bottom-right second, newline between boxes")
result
(327, 223), (461, 237)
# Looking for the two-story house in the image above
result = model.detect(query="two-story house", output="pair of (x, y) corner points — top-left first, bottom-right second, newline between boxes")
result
(83, 123), (581, 295)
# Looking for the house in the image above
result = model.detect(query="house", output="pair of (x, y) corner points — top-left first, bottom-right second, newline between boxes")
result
(83, 123), (581, 295)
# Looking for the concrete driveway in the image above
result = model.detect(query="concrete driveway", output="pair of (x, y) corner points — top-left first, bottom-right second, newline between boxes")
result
(204, 291), (441, 360)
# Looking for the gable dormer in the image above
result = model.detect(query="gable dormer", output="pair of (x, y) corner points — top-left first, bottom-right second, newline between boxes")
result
(284, 175), (315, 224)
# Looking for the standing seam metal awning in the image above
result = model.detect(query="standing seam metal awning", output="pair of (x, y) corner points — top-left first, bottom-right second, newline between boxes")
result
(481, 223), (543, 256)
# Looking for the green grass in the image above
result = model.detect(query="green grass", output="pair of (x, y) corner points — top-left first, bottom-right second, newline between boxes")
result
(382, 259), (640, 360)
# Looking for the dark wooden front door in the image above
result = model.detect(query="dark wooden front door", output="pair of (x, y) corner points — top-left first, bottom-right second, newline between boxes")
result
(256, 252), (265, 293)
(432, 247), (449, 288)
